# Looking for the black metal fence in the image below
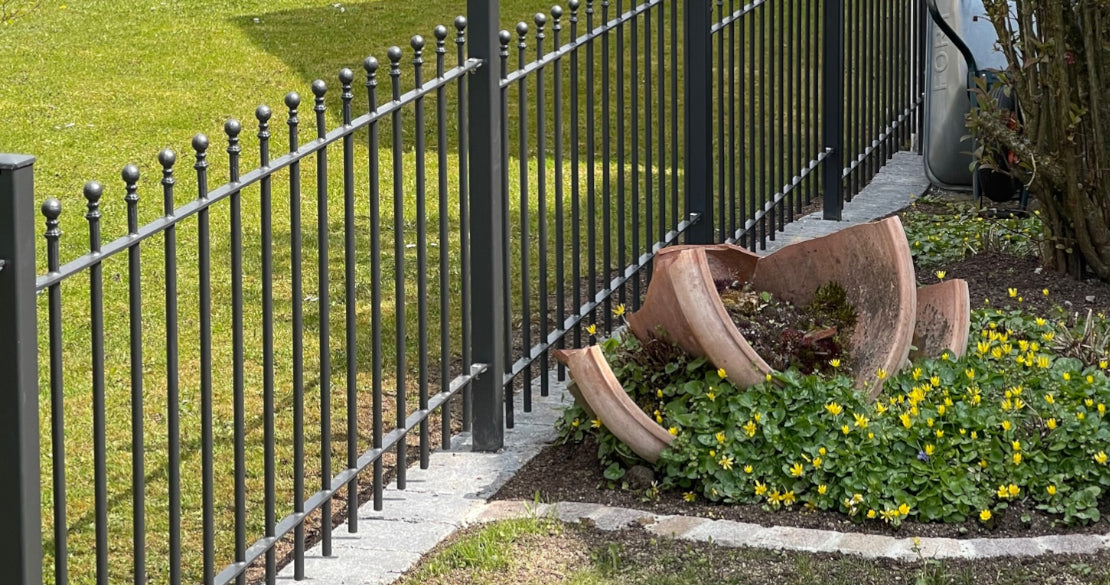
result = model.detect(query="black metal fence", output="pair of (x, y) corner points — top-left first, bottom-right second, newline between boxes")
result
(0, 0), (924, 584)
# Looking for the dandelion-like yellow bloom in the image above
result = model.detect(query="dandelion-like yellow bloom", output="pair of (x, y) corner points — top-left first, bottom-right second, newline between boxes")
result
(586, 323), (597, 336)
(683, 491), (696, 502)
(991, 347), (1004, 359)
(924, 444), (935, 456)
(1002, 420), (1012, 431)
(765, 373), (772, 382)
(926, 418), (934, 427)
(1045, 393), (1055, 405)
(1012, 440), (1021, 451)
(1046, 418), (1057, 430)
(1001, 399), (1013, 411)
(1013, 453), (1023, 465)
(1079, 412), (1087, 421)
(980, 509), (992, 522)
(875, 402), (887, 415)
(743, 420), (757, 437)
(1008, 288), (1018, 298)
(912, 368), (922, 380)
(876, 368), (887, 380)
(768, 490), (782, 504)
(754, 481), (768, 496)
(819, 446), (827, 455)
(1043, 288), (1050, 296)
(1085, 398), (1094, 408)
(1019, 339), (1030, 351)
(965, 368), (976, 380)
(1095, 451), (1108, 465)
(1038, 356), (1050, 369)
(900, 412), (912, 429)
(790, 462), (804, 477)
(1008, 484), (1020, 497)
(613, 303), (626, 317)
(935, 270), (947, 280)
(572, 419), (581, 428)
(1099, 404), (1106, 416)
(867, 509), (877, 519)
(942, 352), (950, 361)
(818, 484), (828, 495)
(945, 396), (954, 407)
(937, 404), (946, 416)
(719, 456), (734, 470)
(1087, 375), (1095, 384)
(1035, 318), (1046, 327)
(668, 426), (678, 436)
(1101, 359), (1108, 369)
(592, 418), (603, 428)
(825, 402), (844, 416)
(717, 367), (727, 379)
(656, 389), (663, 398)
(1047, 485), (1057, 496)
(1044, 331), (1056, 342)
(716, 431), (726, 444)
(936, 430), (944, 438)
(930, 375), (940, 387)
(899, 503), (911, 516)
(971, 431), (978, 439)
(783, 491), (796, 505)
(743, 465), (753, 474)
(853, 413), (869, 428)
(829, 358), (841, 368)
(706, 391), (716, 402)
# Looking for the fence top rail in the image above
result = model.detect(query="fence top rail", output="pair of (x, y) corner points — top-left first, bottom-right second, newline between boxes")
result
(500, 0), (663, 88)
(710, 0), (772, 35)
(34, 57), (481, 292)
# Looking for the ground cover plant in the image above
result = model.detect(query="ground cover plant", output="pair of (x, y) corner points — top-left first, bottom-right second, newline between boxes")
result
(547, 193), (1110, 534)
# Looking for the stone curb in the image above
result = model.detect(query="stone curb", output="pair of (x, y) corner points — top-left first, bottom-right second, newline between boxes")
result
(472, 500), (1110, 561)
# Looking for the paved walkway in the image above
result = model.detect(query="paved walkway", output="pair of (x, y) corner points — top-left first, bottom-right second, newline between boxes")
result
(274, 152), (1109, 585)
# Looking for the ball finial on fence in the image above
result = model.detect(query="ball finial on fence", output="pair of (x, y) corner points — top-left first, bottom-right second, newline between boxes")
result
(364, 56), (379, 75)
(312, 79), (327, 99)
(192, 133), (209, 153)
(454, 16), (467, 32)
(224, 118), (242, 138)
(256, 104), (272, 123)
(41, 198), (62, 222)
(434, 25), (448, 42)
(158, 148), (176, 169)
(535, 12), (547, 28)
(499, 29), (512, 47)
(552, 5), (563, 21)
(387, 46), (403, 65)
(338, 68), (354, 86)
(285, 91), (301, 110)
(516, 21), (529, 38)
(84, 181), (103, 213)
(411, 35), (425, 51)
(121, 164), (140, 186)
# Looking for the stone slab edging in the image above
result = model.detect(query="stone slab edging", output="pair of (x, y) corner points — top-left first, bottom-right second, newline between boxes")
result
(471, 500), (1110, 561)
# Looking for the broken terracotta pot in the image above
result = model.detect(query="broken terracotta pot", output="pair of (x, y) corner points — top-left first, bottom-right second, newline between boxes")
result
(553, 346), (674, 463)
(911, 279), (971, 361)
(627, 216), (922, 397)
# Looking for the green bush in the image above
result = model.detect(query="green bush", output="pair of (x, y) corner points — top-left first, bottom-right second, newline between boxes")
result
(901, 196), (1042, 269)
(557, 307), (1110, 526)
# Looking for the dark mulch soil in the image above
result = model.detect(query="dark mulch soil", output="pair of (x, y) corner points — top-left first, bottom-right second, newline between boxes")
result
(493, 194), (1110, 540)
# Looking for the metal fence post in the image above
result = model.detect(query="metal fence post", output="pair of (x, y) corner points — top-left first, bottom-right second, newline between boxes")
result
(0, 154), (44, 585)
(467, 0), (507, 451)
(683, 0), (714, 244)
(822, 0), (845, 220)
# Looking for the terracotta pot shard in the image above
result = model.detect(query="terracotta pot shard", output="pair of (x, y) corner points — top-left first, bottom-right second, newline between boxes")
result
(553, 346), (674, 464)
(911, 279), (971, 361)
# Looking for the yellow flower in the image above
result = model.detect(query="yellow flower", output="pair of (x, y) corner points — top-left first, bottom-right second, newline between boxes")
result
(942, 352), (950, 361)
(1079, 412), (1086, 421)
(1047, 485), (1057, 496)
(656, 389), (663, 398)
(613, 303), (626, 317)
(812, 456), (823, 468)
(899, 503), (911, 516)
(980, 509), (992, 522)
(937, 404), (946, 416)
(867, 509), (877, 519)
(1008, 484), (1020, 497)
(1095, 451), (1108, 465)
(668, 426), (678, 436)
(790, 462), (805, 477)
(782, 490), (796, 506)
(912, 368), (922, 380)
(716, 431), (726, 444)
(936, 430), (944, 438)
(965, 368), (976, 380)
(926, 418), (934, 428)
(829, 358), (841, 368)
(825, 402), (844, 416)
(754, 413), (761, 422)
(853, 413), (869, 428)
(1086, 398), (1094, 408)
(991, 347), (1004, 359)
(935, 270), (947, 280)
(876, 368), (887, 380)
(1008, 288), (1018, 298)
(743, 465), (753, 474)
(1045, 393), (1055, 405)
(819, 447), (827, 456)
(1011, 440), (1021, 451)
(743, 420), (757, 437)
(571, 419), (581, 428)
(930, 375), (940, 387)
(754, 481), (768, 496)
(1047, 418), (1057, 430)
(765, 373), (772, 382)
(706, 391), (716, 402)
(980, 460), (988, 469)
(818, 484), (828, 495)
(1088, 375), (1095, 384)
(841, 425), (851, 435)
(900, 412), (912, 429)
(1101, 359), (1108, 369)
(1100, 404), (1107, 416)
(924, 444), (935, 456)
(585, 323), (597, 336)
(875, 402), (887, 415)
(717, 367), (727, 379)
(1035, 318), (1046, 327)
(1043, 288), (1050, 297)
(1037, 355), (1051, 369)
(1044, 331), (1056, 342)
(718, 456), (734, 470)
(1001, 420), (1012, 432)
(592, 418), (602, 429)
(971, 431), (978, 440)
(683, 491), (696, 502)
(1013, 453), (1022, 465)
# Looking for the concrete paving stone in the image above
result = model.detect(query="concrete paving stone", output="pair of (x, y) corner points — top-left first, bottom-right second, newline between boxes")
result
(550, 501), (607, 524)
(646, 515), (711, 539)
(276, 546), (423, 583)
(1036, 534), (1105, 555)
(910, 537), (967, 560)
(756, 526), (845, 553)
(589, 506), (659, 531)
(360, 492), (484, 525)
(470, 500), (531, 523)
(966, 537), (1045, 558)
(834, 532), (900, 560)
(684, 519), (768, 548)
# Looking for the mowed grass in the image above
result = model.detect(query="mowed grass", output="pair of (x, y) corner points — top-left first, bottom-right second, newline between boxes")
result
(1, 1), (839, 583)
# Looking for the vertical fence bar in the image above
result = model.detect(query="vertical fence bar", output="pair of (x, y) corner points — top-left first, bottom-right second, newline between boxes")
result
(601, 0), (612, 328)
(44, 198), (66, 585)
(435, 27), (453, 449)
(256, 103), (277, 584)
(630, 1), (640, 306)
(569, 0), (581, 350)
(454, 19), (473, 430)
(122, 163), (147, 585)
(313, 81), (334, 556)
(727, 0), (736, 235)
(411, 36), (431, 469)
(160, 148), (182, 585)
(746, 7), (756, 249)
(286, 91), (307, 575)
(340, 65), (358, 528)
(225, 118), (247, 585)
(683, 0), (712, 243)
(776, 0), (785, 230)
(714, 0), (724, 242)
(193, 135), (215, 585)
(758, 5), (767, 247)
(614, 0), (625, 312)
(670, 0), (678, 231)
(365, 57), (385, 513)
(551, 6), (566, 376)
(822, 0), (844, 219)
(737, 3), (746, 240)
(388, 46), (409, 484)
(0, 154), (42, 585)
(498, 31), (514, 428)
(468, 0), (507, 451)
(535, 12), (550, 398)
(85, 178), (109, 585)
(586, 0), (596, 326)
(516, 22), (531, 412)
